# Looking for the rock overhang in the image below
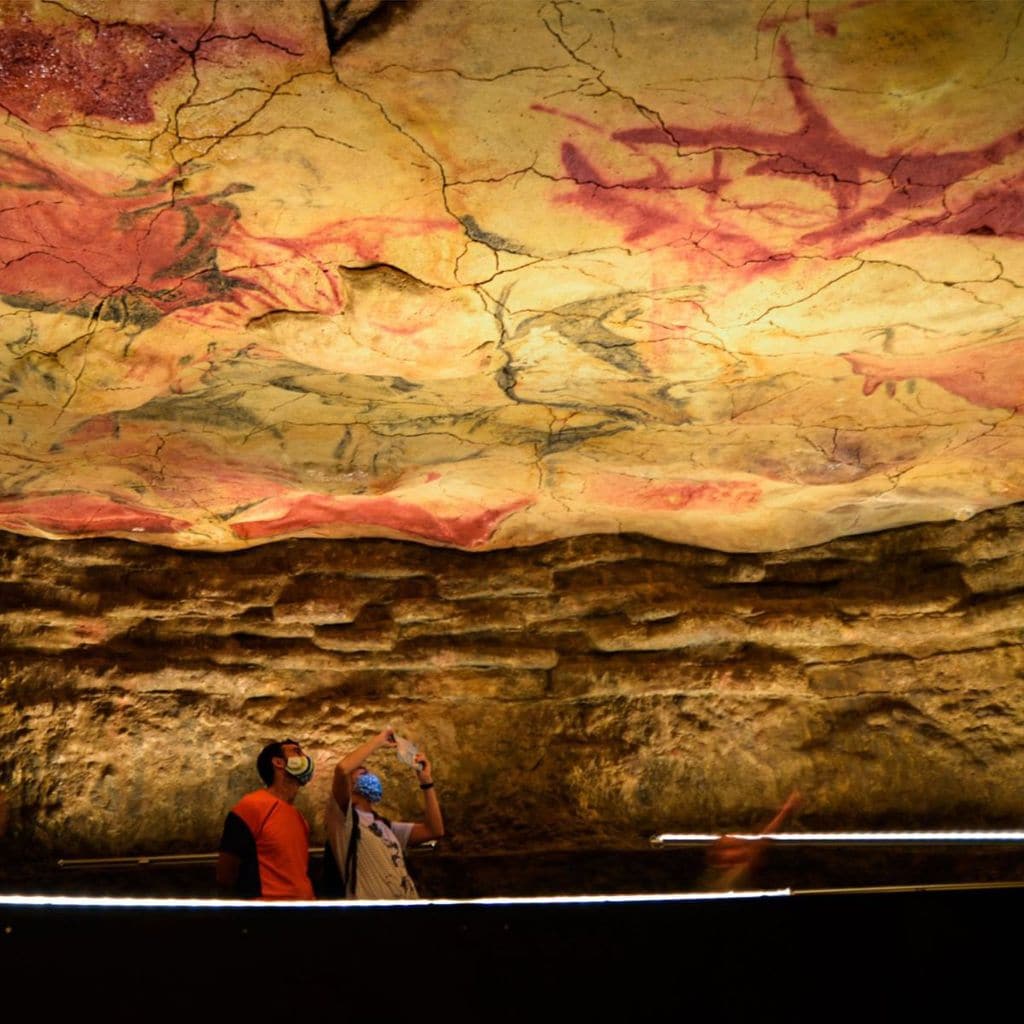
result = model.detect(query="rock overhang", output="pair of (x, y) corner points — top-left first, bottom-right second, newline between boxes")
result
(0, 0), (1021, 554)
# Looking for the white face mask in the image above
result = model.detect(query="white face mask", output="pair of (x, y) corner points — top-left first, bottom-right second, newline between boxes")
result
(284, 754), (314, 785)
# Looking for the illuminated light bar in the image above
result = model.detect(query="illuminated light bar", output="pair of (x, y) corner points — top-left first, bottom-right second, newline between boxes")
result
(0, 889), (790, 910)
(650, 830), (1024, 846)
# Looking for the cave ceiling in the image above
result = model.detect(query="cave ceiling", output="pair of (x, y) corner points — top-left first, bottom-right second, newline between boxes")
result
(1, 0), (1023, 554)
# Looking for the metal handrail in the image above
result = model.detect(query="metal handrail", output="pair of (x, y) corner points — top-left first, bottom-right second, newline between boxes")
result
(55, 832), (1024, 869)
(57, 842), (437, 870)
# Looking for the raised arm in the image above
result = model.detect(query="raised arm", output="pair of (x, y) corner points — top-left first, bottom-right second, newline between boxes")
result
(331, 727), (396, 810)
(759, 789), (801, 835)
(705, 789), (801, 891)
(408, 753), (444, 845)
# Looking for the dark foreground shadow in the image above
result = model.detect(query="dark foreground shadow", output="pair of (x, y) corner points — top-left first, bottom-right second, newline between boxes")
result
(1, 885), (1018, 1016)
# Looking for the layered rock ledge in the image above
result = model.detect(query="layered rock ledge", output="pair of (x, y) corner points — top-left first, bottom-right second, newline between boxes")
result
(2, 506), (1022, 883)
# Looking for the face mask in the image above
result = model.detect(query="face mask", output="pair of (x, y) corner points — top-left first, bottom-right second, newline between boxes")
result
(284, 754), (314, 786)
(353, 772), (383, 803)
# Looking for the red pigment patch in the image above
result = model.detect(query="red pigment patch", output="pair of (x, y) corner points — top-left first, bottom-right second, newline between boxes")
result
(230, 494), (531, 548)
(175, 214), (456, 328)
(530, 102), (602, 132)
(145, 461), (293, 508)
(940, 169), (1024, 239)
(370, 321), (426, 336)
(0, 14), (311, 131)
(0, 142), (457, 327)
(0, 20), (196, 129)
(543, 34), (1024, 263)
(589, 474), (762, 513)
(557, 135), (697, 237)
(0, 149), (242, 322)
(0, 493), (189, 534)
(314, 215), (459, 265)
(57, 421), (298, 508)
(62, 414), (119, 445)
(843, 338), (1024, 410)
(0, 148), (374, 327)
(557, 142), (690, 245)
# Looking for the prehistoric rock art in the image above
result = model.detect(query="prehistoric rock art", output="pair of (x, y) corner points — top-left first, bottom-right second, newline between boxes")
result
(0, 0), (1021, 551)
(844, 338), (1024, 411)
(2, 0), (1024, 890)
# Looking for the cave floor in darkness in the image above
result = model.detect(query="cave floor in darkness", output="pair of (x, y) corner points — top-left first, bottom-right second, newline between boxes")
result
(2, 885), (1020, 1015)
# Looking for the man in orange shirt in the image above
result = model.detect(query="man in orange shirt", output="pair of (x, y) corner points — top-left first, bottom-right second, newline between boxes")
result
(216, 738), (316, 900)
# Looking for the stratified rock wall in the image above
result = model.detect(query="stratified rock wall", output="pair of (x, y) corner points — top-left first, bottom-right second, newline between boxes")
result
(2, 509), (1023, 868)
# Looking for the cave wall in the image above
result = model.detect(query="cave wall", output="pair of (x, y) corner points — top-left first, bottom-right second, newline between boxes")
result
(1, 0), (1024, 894)
(2, 508), (1023, 874)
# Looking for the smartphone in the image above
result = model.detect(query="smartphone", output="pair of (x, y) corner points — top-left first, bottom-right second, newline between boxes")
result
(394, 733), (419, 768)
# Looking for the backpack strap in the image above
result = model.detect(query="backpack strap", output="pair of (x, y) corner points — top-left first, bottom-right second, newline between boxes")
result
(344, 802), (360, 897)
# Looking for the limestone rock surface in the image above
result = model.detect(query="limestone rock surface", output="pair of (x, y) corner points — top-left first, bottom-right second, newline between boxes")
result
(2, 507), (1023, 880)
(0, 0), (1022, 551)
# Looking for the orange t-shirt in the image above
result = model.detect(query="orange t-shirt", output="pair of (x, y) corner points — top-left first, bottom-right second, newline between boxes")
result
(229, 789), (314, 900)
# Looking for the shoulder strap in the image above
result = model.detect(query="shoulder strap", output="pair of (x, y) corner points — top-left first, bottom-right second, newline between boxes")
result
(344, 802), (360, 897)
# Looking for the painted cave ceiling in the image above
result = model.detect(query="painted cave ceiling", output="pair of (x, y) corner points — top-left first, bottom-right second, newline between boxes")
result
(1, 0), (1023, 554)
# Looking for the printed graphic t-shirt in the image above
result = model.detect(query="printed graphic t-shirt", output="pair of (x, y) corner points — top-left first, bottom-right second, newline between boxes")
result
(325, 796), (418, 900)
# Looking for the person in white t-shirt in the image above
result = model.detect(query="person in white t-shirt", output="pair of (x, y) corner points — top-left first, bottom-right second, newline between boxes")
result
(324, 727), (444, 899)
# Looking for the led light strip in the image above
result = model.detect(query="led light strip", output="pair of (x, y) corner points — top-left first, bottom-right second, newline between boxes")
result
(0, 889), (790, 910)
(651, 830), (1024, 845)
